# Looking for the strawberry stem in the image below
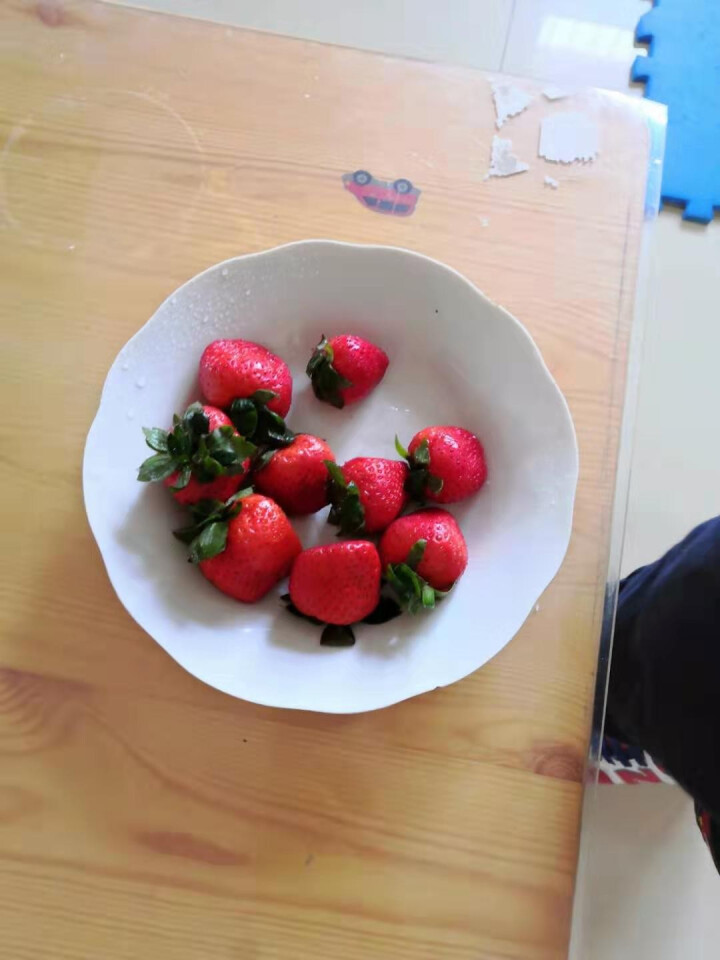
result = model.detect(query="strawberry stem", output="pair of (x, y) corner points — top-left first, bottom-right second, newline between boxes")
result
(384, 538), (450, 614)
(325, 460), (366, 535)
(173, 488), (252, 563)
(306, 334), (353, 409)
(229, 390), (294, 450)
(280, 594), (324, 626)
(395, 435), (444, 502)
(280, 593), (400, 643)
(138, 402), (255, 488)
(320, 625), (356, 646)
(280, 595), (357, 645)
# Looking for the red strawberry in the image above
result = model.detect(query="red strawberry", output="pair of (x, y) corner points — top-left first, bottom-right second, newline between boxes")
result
(254, 434), (335, 515)
(379, 509), (468, 612)
(397, 426), (487, 503)
(289, 541), (381, 634)
(326, 457), (408, 534)
(165, 404), (249, 506)
(199, 339), (292, 417)
(176, 491), (301, 603)
(137, 403), (254, 506)
(306, 334), (388, 408)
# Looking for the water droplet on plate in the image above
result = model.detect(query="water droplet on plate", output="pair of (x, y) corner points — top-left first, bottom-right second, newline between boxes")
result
(126, 409), (135, 420)
(221, 267), (229, 277)
(135, 376), (146, 389)
(202, 315), (209, 323)
(121, 361), (130, 371)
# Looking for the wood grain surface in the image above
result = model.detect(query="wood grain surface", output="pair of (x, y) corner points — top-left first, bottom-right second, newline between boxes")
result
(0, 2), (651, 957)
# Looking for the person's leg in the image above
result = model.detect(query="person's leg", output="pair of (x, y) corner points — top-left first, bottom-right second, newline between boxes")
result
(606, 518), (720, 866)
(696, 801), (720, 873)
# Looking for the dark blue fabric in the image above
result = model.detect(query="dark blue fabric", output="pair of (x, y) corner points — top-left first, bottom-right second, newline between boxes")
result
(607, 518), (720, 817)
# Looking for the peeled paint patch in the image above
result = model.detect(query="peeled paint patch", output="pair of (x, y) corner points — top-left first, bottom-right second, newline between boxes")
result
(542, 85), (569, 101)
(539, 112), (598, 164)
(491, 81), (533, 129)
(485, 136), (530, 179)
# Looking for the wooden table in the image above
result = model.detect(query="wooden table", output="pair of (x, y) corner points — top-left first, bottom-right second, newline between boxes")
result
(0, 2), (657, 957)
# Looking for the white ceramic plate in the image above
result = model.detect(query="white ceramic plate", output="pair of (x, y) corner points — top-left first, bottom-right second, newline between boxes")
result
(84, 241), (578, 713)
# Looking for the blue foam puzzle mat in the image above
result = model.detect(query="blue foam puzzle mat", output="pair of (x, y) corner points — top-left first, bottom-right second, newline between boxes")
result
(632, 0), (720, 223)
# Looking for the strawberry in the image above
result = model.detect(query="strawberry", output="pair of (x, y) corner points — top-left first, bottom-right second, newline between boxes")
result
(199, 339), (293, 418)
(288, 541), (381, 642)
(137, 402), (254, 505)
(175, 491), (301, 603)
(306, 334), (388, 408)
(379, 509), (468, 612)
(396, 426), (487, 503)
(254, 434), (335, 515)
(326, 457), (408, 535)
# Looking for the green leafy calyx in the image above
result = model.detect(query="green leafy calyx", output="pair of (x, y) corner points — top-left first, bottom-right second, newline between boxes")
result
(173, 489), (252, 563)
(280, 593), (355, 644)
(384, 538), (450, 614)
(137, 403), (255, 490)
(306, 335), (352, 409)
(229, 390), (295, 451)
(280, 592), (401, 645)
(325, 460), (366, 535)
(395, 435), (444, 502)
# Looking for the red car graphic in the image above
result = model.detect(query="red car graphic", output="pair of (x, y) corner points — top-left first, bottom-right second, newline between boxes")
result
(342, 170), (420, 217)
